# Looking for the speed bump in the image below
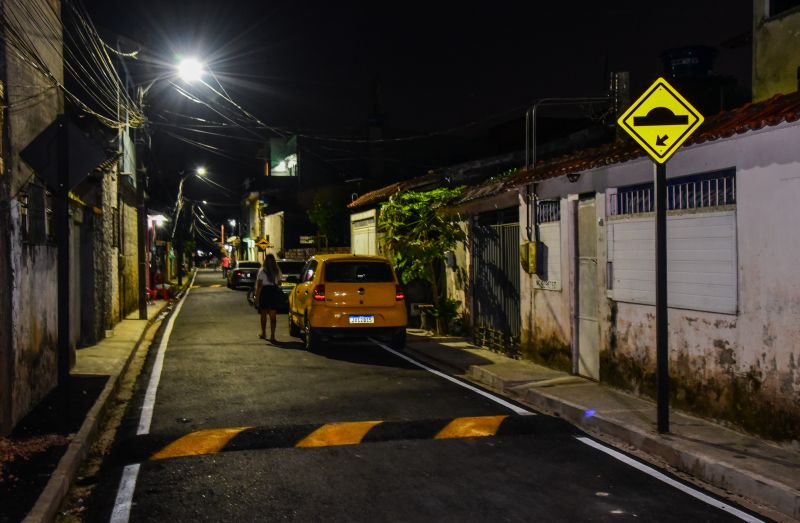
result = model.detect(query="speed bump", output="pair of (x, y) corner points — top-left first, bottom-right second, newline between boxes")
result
(435, 415), (507, 439)
(151, 427), (250, 460)
(144, 414), (570, 462)
(295, 421), (383, 448)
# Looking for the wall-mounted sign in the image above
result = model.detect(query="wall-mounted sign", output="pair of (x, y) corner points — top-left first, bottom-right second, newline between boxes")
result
(299, 235), (315, 245)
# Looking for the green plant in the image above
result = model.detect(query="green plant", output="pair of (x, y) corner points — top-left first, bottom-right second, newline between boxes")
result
(380, 187), (465, 333)
(429, 297), (461, 334)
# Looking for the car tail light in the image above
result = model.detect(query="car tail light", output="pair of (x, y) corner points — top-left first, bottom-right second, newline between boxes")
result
(312, 285), (326, 301)
(395, 285), (405, 301)
(234, 270), (242, 277)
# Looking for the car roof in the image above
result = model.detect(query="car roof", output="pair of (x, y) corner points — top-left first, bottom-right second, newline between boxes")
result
(311, 253), (392, 263)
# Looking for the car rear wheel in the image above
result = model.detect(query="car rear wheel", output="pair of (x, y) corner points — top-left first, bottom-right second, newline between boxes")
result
(390, 329), (406, 351)
(304, 316), (322, 352)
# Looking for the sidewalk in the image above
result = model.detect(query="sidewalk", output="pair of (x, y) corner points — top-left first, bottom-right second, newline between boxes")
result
(23, 300), (170, 523)
(405, 329), (800, 521)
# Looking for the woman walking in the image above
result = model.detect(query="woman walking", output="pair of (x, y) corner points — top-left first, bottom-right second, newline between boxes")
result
(255, 254), (283, 342)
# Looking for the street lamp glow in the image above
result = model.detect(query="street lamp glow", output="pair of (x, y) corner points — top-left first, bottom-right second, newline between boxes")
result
(196, 166), (207, 176)
(202, 200), (208, 204)
(178, 57), (204, 82)
(229, 219), (236, 227)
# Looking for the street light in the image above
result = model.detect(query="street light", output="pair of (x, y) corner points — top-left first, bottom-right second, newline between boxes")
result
(177, 57), (205, 83)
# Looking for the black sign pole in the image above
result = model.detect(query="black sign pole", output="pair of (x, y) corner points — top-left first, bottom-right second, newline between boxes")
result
(654, 160), (669, 433)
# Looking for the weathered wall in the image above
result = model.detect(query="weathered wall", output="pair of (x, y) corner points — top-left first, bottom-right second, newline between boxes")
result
(119, 197), (139, 318)
(519, 197), (574, 371)
(753, 2), (800, 101)
(519, 122), (800, 440)
(443, 220), (470, 331)
(0, 0), (64, 434)
(103, 171), (119, 328)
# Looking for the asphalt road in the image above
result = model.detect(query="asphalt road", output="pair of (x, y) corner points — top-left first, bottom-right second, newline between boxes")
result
(84, 269), (762, 522)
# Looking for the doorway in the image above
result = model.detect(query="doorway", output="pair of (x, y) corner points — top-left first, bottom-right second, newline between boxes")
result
(576, 195), (599, 380)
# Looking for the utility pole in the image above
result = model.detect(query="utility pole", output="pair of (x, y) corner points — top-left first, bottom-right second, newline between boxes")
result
(135, 124), (148, 319)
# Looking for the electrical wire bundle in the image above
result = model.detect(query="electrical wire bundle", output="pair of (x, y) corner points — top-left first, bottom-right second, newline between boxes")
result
(1, 0), (145, 128)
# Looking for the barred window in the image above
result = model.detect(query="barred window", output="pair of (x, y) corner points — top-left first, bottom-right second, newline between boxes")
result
(19, 192), (29, 242)
(45, 191), (55, 242)
(536, 200), (561, 223)
(609, 169), (736, 217)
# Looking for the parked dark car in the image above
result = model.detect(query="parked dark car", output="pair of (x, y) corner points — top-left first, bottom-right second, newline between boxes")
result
(247, 259), (305, 310)
(227, 260), (261, 289)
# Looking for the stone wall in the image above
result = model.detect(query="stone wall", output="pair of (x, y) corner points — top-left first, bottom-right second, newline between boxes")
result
(0, 0), (64, 434)
(119, 197), (139, 317)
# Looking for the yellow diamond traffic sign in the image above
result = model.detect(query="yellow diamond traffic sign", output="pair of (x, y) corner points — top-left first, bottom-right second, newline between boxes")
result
(256, 239), (270, 250)
(617, 77), (704, 164)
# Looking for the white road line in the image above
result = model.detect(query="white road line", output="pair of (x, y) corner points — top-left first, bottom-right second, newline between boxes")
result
(371, 339), (534, 416)
(110, 273), (196, 522)
(576, 436), (764, 522)
(109, 464), (140, 523)
(137, 271), (196, 435)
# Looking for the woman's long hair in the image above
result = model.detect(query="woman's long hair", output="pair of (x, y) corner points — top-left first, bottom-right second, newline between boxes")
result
(262, 254), (280, 284)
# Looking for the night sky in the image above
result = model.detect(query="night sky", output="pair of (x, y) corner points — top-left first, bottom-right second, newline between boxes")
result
(81, 0), (753, 224)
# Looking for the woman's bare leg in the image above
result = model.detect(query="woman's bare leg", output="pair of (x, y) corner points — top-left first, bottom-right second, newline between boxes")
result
(260, 310), (267, 338)
(268, 309), (278, 341)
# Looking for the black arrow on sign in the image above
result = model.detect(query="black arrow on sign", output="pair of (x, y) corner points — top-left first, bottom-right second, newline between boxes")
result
(656, 135), (669, 146)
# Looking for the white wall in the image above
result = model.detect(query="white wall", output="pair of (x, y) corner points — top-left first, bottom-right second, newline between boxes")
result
(263, 211), (284, 258)
(520, 121), (800, 438)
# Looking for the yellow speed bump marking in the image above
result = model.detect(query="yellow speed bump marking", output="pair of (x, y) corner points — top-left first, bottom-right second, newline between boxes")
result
(295, 421), (382, 448)
(191, 285), (200, 288)
(151, 427), (251, 460)
(210, 284), (222, 288)
(434, 415), (508, 439)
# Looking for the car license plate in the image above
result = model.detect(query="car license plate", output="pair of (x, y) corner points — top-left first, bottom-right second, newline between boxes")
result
(349, 315), (374, 324)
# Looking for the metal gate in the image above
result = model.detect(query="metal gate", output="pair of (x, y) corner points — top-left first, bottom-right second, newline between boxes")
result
(472, 219), (520, 356)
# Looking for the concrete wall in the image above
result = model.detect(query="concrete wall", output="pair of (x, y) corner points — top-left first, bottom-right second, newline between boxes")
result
(519, 197), (575, 371)
(753, 1), (800, 101)
(263, 211), (284, 259)
(0, 0), (64, 434)
(119, 196), (139, 318)
(443, 220), (470, 330)
(101, 171), (119, 330)
(519, 121), (800, 440)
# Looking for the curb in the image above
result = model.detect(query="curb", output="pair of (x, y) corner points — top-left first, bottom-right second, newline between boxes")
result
(23, 306), (168, 523)
(407, 342), (799, 521)
(512, 383), (800, 521)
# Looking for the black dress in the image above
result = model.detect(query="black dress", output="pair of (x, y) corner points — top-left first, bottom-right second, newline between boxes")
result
(257, 270), (283, 310)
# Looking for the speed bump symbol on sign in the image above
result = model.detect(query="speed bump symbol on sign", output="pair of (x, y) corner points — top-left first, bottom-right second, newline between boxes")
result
(618, 77), (704, 163)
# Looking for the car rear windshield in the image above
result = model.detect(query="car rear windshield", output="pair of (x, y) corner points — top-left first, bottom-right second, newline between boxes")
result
(278, 261), (304, 275)
(325, 261), (394, 283)
(238, 262), (261, 269)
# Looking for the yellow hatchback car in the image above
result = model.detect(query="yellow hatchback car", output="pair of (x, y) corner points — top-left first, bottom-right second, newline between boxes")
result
(288, 254), (408, 351)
